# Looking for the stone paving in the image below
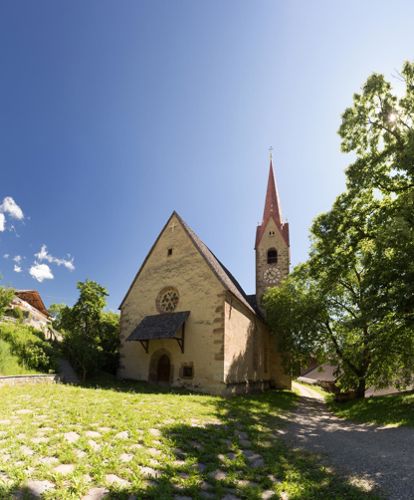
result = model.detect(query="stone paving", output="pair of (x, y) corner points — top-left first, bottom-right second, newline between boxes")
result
(0, 413), (274, 499)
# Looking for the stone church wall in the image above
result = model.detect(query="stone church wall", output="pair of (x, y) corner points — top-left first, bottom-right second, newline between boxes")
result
(118, 214), (226, 394)
(224, 294), (291, 393)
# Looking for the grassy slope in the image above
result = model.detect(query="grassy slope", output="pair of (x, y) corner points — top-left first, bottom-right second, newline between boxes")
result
(0, 339), (40, 376)
(293, 381), (329, 399)
(328, 391), (414, 428)
(296, 380), (414, 429)
(0, 379), (378, 499)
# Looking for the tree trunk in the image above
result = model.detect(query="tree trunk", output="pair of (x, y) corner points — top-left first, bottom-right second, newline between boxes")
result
(355, 377), (366, 399)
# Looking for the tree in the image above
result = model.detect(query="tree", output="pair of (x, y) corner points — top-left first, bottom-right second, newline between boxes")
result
(264, 61), (414, 398)
(99, 311), (120, 374)
(339, 61), (414, 325)
(52, 280), (120, 382)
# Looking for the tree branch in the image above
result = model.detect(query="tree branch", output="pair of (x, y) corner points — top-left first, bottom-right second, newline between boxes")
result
(323, 320), (361, 377)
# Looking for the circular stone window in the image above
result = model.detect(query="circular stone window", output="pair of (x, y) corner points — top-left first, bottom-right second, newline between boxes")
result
(156, 287), (180, 313)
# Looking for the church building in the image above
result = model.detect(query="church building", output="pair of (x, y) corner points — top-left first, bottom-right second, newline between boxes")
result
(118, 157), (291, 395)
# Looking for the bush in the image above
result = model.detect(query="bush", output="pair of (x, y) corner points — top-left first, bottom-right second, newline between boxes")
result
(4, 307), (25, 322)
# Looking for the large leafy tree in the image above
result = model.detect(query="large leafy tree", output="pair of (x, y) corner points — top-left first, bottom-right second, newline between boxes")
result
(264, 61), (414, 398)
(339, 61), (414, 322)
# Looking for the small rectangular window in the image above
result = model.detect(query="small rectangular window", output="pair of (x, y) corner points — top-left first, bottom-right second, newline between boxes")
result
(167, 248), (173, 256)
(182, 365), (193, 378)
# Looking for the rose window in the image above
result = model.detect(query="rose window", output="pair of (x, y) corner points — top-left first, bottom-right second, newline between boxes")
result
(156, 287), (179, 313)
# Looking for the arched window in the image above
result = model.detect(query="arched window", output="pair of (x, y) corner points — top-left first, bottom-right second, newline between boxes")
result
(267, 248), (278, 264)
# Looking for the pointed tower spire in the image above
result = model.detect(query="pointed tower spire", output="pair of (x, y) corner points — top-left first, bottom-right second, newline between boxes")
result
(262, 157), (282, 226)
(255, 152), (289, 248)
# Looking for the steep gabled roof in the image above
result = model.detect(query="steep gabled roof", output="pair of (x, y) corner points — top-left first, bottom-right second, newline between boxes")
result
(119, 211), (255, 314)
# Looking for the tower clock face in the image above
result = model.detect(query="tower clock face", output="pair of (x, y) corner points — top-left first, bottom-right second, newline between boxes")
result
(264, 267), (281, 284)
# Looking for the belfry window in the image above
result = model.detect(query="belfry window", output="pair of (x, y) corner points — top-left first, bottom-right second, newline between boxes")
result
(267, 248), (278, 264)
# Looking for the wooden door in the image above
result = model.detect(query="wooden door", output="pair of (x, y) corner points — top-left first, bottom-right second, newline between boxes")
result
(157, 354), (171, 382)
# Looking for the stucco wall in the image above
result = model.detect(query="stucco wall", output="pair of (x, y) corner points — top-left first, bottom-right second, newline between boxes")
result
(119, 213), (226, 394)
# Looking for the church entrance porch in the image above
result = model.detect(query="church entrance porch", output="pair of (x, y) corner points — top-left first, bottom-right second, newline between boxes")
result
(157, 354), (171, 382)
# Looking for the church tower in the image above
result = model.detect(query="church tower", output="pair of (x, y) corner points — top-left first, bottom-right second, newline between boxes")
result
(255, 154), (290, 311)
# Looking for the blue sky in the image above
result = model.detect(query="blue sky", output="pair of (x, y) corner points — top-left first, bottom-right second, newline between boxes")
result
(0, 0), (413, 310)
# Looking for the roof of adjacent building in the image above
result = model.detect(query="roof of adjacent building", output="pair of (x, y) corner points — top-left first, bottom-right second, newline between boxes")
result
(120, 211), (256, 315)
(15, 290), (50, 318)
(127, 311), (190, 341)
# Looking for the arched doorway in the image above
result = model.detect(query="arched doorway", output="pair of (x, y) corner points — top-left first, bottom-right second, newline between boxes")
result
(157, 354), (171, 383)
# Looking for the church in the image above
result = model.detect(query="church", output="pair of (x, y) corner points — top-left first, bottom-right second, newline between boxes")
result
(118, 157), (291, 395)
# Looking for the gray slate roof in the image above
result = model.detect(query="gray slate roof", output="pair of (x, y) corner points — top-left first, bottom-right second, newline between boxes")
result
(127, 311), (190, 341)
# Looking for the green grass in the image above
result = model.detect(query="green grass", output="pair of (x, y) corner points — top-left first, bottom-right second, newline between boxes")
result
(296, 379), (414, 429)
(0, 339), (40, 376)
(328, 391), (414, 428)
(0, 378), (379, 499)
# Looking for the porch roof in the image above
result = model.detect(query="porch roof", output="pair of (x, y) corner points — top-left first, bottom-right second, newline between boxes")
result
(126, 311), (190, 342)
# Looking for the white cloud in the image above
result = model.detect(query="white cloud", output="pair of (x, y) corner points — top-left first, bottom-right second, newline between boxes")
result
(0, 214), (5, 232)
(0, 197), (24, 220)
(13, 265), (22, 273)
(3, 254), (8, 259)
(13, 255), (22, 263)
(35, 244), (75, 271)
(29, 263), (53, 282)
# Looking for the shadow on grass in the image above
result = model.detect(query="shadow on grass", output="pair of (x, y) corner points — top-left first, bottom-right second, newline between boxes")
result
(328, 390), (414, 428)
(0, 386), (379, 500)
(79, 372), (196, 396)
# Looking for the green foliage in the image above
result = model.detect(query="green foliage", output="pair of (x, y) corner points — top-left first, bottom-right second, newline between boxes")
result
(0, 323), (56, 373)
(265, 61), (414, 398)
(263, 265), (327, 376)
(0, 286), (15, 319)
(52, 280), (120, 381)
(338, 61), (414, 323)
(99, 311), (121, 374)
(4, 307), (24, 322)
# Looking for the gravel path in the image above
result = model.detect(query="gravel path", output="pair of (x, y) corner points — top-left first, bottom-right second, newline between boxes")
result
(282, 383), (414, 499)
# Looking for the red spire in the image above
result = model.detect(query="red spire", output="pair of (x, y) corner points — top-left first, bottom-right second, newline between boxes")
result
(255, 156), (289, 248)
(262, 158), (282, 226)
